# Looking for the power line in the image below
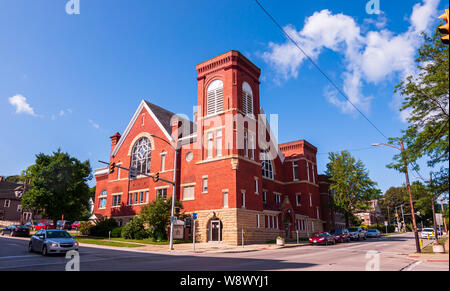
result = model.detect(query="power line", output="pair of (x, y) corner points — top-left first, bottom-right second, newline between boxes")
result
(254, 0), (389, 140)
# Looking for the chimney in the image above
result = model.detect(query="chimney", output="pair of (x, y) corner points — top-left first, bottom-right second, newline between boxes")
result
(110, 132), (121, 154)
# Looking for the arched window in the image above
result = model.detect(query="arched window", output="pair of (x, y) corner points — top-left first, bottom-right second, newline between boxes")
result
(261, 150), (274, 179)
(206, 80), (224, 116)
(242, 82), (253, 115)
(131, 137), (152, 175)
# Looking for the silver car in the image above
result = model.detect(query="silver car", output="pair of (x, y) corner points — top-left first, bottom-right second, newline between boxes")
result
(29, 229), (79, 255)
(366, 229), (381, 238)
(420, 228), (435, 239)
(348, 227), (367, 240)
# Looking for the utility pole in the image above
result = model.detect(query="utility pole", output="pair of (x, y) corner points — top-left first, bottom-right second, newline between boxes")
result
(400, 139), (421, 253)
(400, 204), (406, 232)
(440, 196), (448, 233)
(430, 173), (439, 243)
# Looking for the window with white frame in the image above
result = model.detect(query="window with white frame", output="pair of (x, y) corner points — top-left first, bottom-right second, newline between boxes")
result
(275, 193), (281, 204)
(112, 195), (121, 207)
(128, 193), (133, 205)
(256, 214), (260, 228)
(206, 132), (213, 159)
(255, 178), (259, 194)
(131, 137), (152, 175)
(182, 186), (195, 201)
(206, 80), (224, 116)
(161, 153), (166, 172)
(4, 200), (10, 208)
(244, 131), (249, 158)
(17, 204), (22, 212)
(202, 177), (208, 193)
(157, 188), (167, 200)
(262, 191), (267, 204)
(249, 133), (255, 160)
(292, 161), (299, 181)
(223, 191), (229, 208)
(242, 82), (254, 116)
(241, 192), (246, 208)
(306, 161), (310, 182)
(316, 207), (320, 219)
(296, 194), (301, 206)
(99, 198), (107, 209)
(312, 164), (315, 183)
(309, 193), (312, 207)
(216, 129), (222, 157)
(261, 150), (274, 179)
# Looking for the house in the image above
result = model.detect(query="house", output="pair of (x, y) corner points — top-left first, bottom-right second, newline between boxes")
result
(0, 177), (33, 225)
(355, 200), (385, 226)
(93, 50), (325, 245)
(318, 175), (346, 231)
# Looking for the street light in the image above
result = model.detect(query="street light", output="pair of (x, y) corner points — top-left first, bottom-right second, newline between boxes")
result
(372, 140), (421, 253)
(150, 134), (179, 251)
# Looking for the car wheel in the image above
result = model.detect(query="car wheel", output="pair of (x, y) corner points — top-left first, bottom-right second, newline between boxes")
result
(28, 242), (33, 253)
(41, 245), (48, 256)
(363, 236), (367, 240)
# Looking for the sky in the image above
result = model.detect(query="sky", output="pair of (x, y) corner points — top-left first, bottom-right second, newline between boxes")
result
(0, 0), (447, 193)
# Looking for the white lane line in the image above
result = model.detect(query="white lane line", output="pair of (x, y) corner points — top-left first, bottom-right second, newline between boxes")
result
(402, 260), (422, 271)
(0, 255), (35, 260)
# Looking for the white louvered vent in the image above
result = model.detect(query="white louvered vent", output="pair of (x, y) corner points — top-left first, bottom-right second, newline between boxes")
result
(206, 80), (224, 116)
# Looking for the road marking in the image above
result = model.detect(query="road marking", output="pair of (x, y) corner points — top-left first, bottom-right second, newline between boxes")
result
(401, 260), (422, 271)
(0, 255), (35, 260)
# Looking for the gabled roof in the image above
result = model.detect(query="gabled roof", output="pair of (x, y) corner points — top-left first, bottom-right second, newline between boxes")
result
(111, 100), (195, 157)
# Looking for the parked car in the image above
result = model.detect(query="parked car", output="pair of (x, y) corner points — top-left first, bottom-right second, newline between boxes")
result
(1, 225), (30, 237)
(366, 229), (381, 238)
(57, 220), (72, 230)
(28, 229), (79, 256)
(24, 222), (38, 230)
(309, 232), (336, 246)
(421, 228), (435, 239)
(329, 229), (350, 243)
(34, 222), (55, 231)
(71, 221), (85, 230)
(348, 227), (367, 241)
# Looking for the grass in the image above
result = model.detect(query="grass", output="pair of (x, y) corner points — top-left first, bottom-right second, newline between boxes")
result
(421, 236), (448, 254)
(76, 238), (143, 248)
(73, 234), (191, 246)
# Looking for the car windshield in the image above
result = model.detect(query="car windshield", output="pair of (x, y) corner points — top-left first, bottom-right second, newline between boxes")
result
(423, 228), (434, 232)
(348, 228), (358, 232)
(313, 233), (326, 237)
(46, 231), (71, 238)
(16, 225), (28, 229)
(330, 229), (342, 234)
(368, 229), (377, 232)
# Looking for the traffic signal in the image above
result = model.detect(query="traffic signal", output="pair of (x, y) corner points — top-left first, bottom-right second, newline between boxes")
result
(438, 9), (449, 45)
(175, 207), (181, 214)
(129, 166), (137, 180)
(153, 172), (160, 182)
(109, 162), (116, 174)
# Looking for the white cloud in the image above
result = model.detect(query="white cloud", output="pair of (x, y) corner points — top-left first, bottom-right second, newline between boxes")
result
(8, 94), (37, 116)
(262, 0), (440, 119)
(89, 119), (100, 129)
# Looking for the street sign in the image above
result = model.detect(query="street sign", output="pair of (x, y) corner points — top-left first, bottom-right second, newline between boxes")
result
(436, 214), (443, 225)
(192, 213), (198, 220)
(170, 216), (177, 224)
(384, 221), (388, 226)
(129, 166), (138, 180)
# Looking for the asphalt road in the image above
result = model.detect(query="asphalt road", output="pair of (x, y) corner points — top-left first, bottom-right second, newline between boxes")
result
(0, 233), (447, 271)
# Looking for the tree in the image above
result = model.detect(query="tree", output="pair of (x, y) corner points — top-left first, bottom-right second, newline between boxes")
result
(326, 150), (381, 227)
(390, 29), (449, 188)
(21, 149), (92, 226)
(139, 197), (183, 241)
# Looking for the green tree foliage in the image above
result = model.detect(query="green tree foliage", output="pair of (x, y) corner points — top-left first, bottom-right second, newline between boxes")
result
(390, 29), (449, 188)
(20, 149), (92, 226)
(326, 150), (381, 227)
(139, 197), (183, 241)
(121, 216), (145, 239)
(90, 217), (118, 237)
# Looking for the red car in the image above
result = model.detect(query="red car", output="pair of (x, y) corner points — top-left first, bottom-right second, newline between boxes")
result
(71, 221), (82, 229)
(34, 223), (55, 231)
(329, 229), (351, 243)
(309, 232), (336, 245)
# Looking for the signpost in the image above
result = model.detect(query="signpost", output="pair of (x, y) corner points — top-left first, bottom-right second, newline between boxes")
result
(384, 221), (388, 234)
(192, 213), (197, 252)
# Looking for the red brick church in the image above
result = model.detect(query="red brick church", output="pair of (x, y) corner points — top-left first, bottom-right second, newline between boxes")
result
(93, 50), (326, 245)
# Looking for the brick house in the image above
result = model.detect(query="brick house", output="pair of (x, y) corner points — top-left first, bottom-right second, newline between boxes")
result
(355, 200), (385, 226)
(318, 175), (346, 231)
(93, 50), (324, 245)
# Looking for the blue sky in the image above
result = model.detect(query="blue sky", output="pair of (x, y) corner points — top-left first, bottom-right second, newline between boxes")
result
(1, 0), (447, 192)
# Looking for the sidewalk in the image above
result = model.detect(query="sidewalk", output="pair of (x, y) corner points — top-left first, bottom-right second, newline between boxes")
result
(126, 241), (310, 254)
(407, 235), (449, 263)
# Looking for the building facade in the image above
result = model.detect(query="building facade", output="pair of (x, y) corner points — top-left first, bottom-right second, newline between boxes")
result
(355, 200), (385, 226)
(0, 177), (34, 225)
(93, 51), (324, 245)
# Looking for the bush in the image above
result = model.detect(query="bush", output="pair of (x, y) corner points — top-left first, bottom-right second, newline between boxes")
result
(90, 217), (118, 237)
(134, 229), (150, 240)
(79, 222), (92, 236)
(111, 227), (123, 238)
(121, 217), (145, 239)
